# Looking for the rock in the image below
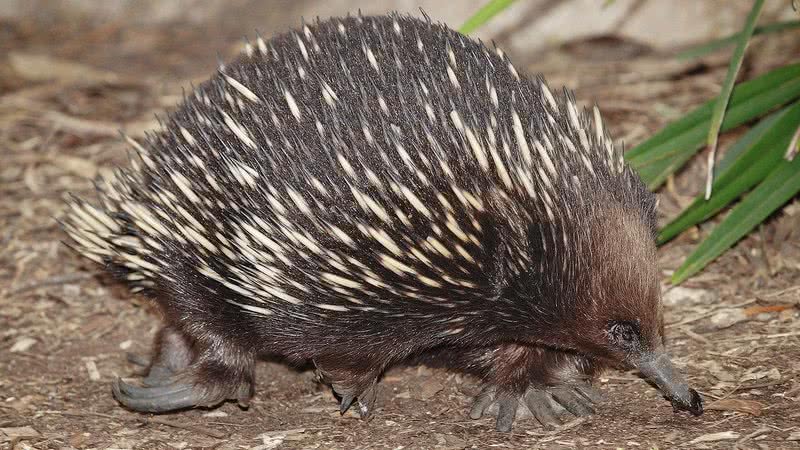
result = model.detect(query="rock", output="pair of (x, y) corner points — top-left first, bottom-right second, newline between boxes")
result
(708, 308), (748, 329)
(662, 286), (717, 307)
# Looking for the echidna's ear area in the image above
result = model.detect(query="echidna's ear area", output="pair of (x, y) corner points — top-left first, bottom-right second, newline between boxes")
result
(577, 203), (662, 352)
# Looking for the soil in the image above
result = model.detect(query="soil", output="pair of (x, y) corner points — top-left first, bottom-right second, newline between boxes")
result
(1, 10), (799, 450)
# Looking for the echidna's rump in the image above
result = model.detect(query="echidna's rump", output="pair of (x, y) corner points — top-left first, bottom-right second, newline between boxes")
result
(63, 13), (702, 431)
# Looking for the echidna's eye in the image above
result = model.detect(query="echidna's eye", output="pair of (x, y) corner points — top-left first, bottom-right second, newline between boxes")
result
(607, 320), (641, 349)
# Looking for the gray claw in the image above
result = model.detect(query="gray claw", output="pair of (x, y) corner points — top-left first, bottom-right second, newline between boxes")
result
(494, 393), (518, 432)
(550, 386), (595, 417)
(112, 378), (201, 413)
(339, 393), (355, 415)
(356, 382), (378, 419)
(469, 385), (497, 419)
(126, 352), (150, 367)
(124, 352), (179, 387)
(468, 383), (602, 431)
(141, 365), (176, 387)
(523, 388), (560, 428)
(332, 380), (378, 419)
(575, 384), (603, 404)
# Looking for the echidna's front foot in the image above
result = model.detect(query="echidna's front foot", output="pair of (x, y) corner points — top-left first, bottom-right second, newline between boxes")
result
(469, 382), (601, 432)
(315, 362), (380, 419)
(334, 379), (378, 419)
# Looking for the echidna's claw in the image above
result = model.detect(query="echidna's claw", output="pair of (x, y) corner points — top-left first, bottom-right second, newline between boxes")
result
(468, 385), (497, 419)
(315, 361), (380, 419)
(112, 378), (202, 413)
(332, 380), (378, 419)
(469, 382), (602, 431)
(355, 381), (378, 419)
(523, 388), (561, 428)
(339, 393), (355, 414)
(123, 352), (178, 387)
(494, 392), (519, 432)
(549, 385), (597, 416)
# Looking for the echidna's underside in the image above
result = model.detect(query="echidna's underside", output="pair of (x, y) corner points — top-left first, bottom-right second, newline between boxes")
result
(64, 13), (702, 431)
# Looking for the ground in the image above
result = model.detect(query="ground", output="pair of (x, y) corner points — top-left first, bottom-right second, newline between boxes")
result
(1, 10), (800, 450)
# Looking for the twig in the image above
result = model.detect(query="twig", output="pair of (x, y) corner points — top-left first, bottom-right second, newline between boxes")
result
(760, 284), (800, 298)
(665, 298), (757, 329)
(720, 331), (800, 343)
(44, 410), (119, 420)
(735, 377), (792, 391)
(735, 427), (770, 448)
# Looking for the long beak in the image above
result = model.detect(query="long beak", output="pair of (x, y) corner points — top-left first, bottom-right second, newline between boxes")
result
(637, 351), (703, 416)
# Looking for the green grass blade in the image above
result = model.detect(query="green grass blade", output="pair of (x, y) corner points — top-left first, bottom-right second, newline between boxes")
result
(625, 64), (800, 189)
(704, 0), (765, 199)
(677, 20), (800, 60)
(459, 0), (520, 35)
(671, 157), (800, 284)
(626, 62), (800, 162)
(716, 108), (784, 175)
(657, 101), (800, 243)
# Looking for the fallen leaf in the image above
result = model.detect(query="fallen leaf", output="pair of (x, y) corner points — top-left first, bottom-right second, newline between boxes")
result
(706, 398), (764, 416)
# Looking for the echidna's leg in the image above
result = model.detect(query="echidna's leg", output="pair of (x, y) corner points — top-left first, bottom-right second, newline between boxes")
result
(112, 326), (255, 413)
(420, 343), (601, 431)
(314, 359), (382, 419)
(465, 344), (602, 431)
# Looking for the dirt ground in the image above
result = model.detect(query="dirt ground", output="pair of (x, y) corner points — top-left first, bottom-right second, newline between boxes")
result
(1, 7), (800, 450)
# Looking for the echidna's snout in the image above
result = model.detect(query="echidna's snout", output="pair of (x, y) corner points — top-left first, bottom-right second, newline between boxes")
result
(637, 351), (703, 416)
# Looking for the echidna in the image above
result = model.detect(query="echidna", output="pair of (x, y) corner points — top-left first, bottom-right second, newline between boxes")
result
(63, 13), (703, 431)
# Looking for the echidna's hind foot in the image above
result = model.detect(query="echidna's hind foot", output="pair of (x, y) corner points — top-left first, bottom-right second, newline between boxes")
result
(113, 326), (255, 413)
(124, 326), (193, 388)
(314, 361), (380, 419)
(112, 378), (200, 412)
(469, 382), (601, 431)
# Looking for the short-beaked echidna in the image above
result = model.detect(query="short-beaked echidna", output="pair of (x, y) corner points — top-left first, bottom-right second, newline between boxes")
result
(63, 13), (703, 431)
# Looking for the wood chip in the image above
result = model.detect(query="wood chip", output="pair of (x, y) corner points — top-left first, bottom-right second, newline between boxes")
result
(0, 426), (40, 439)
(10, 337), (37, 353)
(690, 431), (741, 444)
(84, 359), (101, 381)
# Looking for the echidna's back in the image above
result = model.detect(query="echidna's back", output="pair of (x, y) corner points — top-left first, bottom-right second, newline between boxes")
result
(64, 14), (653, 346)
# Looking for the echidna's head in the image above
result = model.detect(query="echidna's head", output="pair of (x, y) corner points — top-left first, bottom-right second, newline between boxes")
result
(549, 203), (703, 416)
